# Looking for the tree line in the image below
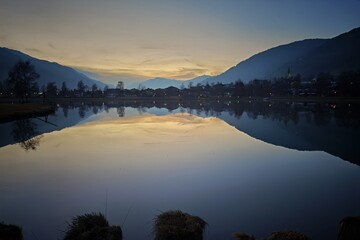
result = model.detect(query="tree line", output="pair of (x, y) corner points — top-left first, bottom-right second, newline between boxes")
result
(1, 60), (359, 101)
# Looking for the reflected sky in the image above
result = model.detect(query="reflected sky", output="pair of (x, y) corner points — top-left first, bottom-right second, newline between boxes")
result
(0, 111), (359, 240)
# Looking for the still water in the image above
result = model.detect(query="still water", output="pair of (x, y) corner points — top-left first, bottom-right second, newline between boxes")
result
(0, 101), (359, 240)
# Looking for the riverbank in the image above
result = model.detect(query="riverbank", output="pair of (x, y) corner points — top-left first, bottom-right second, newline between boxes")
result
(0, 103), (55, 123)
(0, 96), (359, 104)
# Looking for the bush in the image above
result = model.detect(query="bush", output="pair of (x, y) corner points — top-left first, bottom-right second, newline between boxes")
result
(154, 210), (207, 240)
(64, 213), (122, 240)
(0, 222), (23, 240)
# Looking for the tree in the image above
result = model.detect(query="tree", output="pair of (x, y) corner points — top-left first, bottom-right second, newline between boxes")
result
(60, 81), (69, 97)
(77, 80), (85, 96)
(291, 74), (301, 95)
(232, 80), (245, 97)
(103, 85), (109, 97)
(91, 83), (98, 97)
(0, 81), (4, 95)
(46, 82), (58, 97)
(6, 60), (39, 102)
(314, 72), (332, 96)
(31, 82), (40, 96)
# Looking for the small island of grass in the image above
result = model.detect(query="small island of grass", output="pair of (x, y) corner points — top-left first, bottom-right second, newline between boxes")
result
(0, 103), (55, 123)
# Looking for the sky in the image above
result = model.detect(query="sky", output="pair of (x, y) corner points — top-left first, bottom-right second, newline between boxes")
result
(1, 0), (360, 86)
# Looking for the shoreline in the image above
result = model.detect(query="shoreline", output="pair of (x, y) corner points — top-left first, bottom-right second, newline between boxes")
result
(0, 103), (55, 123)
(1, 96), (359, 103)
(0, 96), (358, 123)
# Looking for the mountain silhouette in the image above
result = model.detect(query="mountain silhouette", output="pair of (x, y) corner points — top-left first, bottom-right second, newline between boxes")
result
(203, 27), (360, 84)
(0, 47), (107, 89)
(127, 75), (211, 89)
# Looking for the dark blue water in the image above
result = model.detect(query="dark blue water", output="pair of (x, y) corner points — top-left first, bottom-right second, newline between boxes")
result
(0, 101), (359, 240)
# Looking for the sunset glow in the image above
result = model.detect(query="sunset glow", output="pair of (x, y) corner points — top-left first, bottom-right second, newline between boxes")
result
(1, 0), (360, 85)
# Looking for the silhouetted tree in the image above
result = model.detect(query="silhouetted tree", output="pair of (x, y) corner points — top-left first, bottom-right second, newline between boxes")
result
(77, 80), (85, 96)
(337, 71), (360, 96)
(5, 60), (39, 102)
(91, 83), (98, 97)
(30, 82), (40, 96)
(314, 72), (332, 96)
(291, 74), (301, 95)
(60, 81), (69, 97)
(232, 80), (245, 97)
(0, 81), (3, 91)
(46, 82), (58, 97)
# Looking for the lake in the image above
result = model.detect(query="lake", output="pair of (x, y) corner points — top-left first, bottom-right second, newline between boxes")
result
(0, 100), (359, 240)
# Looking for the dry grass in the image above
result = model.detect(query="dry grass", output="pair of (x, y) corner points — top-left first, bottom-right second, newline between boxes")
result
(338, 216), (360, 240)
(64, 213), (122, 240)
(154, 210), (207, 240)
(0, 222), (23, 240)
(233, 232), (256, 240)
(265, 231), (310, 240)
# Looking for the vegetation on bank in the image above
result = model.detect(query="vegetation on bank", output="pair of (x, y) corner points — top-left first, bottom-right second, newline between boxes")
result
(1, 212), (359, 240)
(154, 211), (207, 240)
(64, 213), (122, 240)
(0, 222), (23, 240)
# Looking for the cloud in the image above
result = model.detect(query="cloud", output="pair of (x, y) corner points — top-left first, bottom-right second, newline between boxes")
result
(25, 48), (44, 54)
(48, 43), (57, 50)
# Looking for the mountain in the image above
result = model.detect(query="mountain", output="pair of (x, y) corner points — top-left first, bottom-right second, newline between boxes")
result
(202, 39), (327, 84)
(217, 110), (360, 166)
(274, 27), (360, 78)
(0, 47), (106, 89)
(184, 75), (211, 86)
(202, 27), (360, 85)
(127, 75), (211, 89)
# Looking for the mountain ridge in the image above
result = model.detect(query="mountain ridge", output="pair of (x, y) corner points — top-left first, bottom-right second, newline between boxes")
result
(127, 75), (211, 89)
(201, 27), (360, 85)
(0, 47), (107, 89)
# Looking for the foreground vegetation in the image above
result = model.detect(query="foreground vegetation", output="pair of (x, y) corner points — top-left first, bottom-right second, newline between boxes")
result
(1, 212), (359, 240)
(64, 213), (122, 240)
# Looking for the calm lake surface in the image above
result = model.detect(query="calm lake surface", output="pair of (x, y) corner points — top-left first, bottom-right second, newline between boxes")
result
(1, 100), (359, 240)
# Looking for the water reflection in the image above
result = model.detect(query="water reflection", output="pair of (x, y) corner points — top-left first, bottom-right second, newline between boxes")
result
(12, 119), (43, 151)
(0, 112), (359, 240)
(1, 100), (359, 165)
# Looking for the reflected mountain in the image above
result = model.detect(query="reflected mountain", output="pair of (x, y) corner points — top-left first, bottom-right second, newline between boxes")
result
(0, 101), (106, 148)
(131, 100), (360, 166)
(0, 99), (359, 165)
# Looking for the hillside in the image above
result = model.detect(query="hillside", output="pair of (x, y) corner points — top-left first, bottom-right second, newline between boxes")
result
(0, 47), (106, 89)
(274, 27), (360, 78)
(202, 39), (327, 84)
(202, 27), (360, 85)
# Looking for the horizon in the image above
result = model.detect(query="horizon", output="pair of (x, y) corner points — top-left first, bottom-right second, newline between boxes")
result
(1, 0), (360, 85)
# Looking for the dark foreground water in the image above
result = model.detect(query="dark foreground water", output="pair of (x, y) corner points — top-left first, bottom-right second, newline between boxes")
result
(0, 100), (359, 240)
